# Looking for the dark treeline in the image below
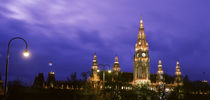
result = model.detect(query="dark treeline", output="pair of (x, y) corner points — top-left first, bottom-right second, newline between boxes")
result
(4, 73), (210, 100)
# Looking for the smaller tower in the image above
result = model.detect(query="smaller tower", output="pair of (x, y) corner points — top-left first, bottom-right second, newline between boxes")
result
(90, 53), (100, 82)
(174, 61), (183, 86)
(46, 61), (56, 88)
(156, 59), (164, 84)
(112, 56), (120, 76)
(46, 72), (56, 88)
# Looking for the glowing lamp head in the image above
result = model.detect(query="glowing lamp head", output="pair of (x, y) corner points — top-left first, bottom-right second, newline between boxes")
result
(97, 69), (100, 72)
(108, 69), (112, 73)
(23, 50), (30, 57)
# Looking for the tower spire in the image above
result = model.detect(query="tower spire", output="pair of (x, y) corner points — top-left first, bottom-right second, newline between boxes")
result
(175, 61), (181, 75)
(138, 17), (146, 40)
(158, 59), (162, 65)
(140, 17), (143, 29)
(114, 56), (119, 63)
(157, 59), (163, 74)
(176, 61), (180, 69)
(93, 53), (98, 66)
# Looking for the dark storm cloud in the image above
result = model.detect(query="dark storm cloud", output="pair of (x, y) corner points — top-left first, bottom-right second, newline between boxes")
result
(0, 0), (210, 82)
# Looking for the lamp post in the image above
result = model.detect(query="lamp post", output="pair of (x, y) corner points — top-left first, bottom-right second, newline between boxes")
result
(97, 64), (111, 85)
(4, 37), (29, 100)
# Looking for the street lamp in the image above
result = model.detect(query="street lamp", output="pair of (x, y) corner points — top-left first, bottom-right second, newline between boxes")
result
(97, 69), (100, 72)
(97, 69), (112, 73)
(98, 64), (111, 85)
(108, 69), (111, 73)
(23, 50), (30, 57)
(4, 37), (29, 100)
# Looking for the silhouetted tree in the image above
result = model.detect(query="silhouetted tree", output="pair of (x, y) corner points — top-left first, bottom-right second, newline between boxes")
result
(67, 72), (77, 82)
(33, 73), (45, 88)
(81, 72), (88, 81)
(71, 72), (77, 81)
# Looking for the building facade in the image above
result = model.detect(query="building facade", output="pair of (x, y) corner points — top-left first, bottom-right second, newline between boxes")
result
(89, 18), (183, 91)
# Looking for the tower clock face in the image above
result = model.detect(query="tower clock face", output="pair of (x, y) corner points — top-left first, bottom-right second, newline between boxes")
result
(142, 53), (146, 57)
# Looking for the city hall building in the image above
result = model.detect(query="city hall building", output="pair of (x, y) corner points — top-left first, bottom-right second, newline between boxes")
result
(89, 18), (183, 92)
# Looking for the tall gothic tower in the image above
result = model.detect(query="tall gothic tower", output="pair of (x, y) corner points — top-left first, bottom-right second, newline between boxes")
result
(133, 18), (150, 85)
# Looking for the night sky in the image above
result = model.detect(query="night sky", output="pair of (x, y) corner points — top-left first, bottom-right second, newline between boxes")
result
(0, 0), (210, 85)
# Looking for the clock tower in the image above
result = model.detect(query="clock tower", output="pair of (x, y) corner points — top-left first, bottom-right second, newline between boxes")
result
(133, 18), (150, 85)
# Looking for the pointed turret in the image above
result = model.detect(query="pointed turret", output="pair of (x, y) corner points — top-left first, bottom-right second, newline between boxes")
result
(138, 17), (146, 40)
(115, 56), (119, 63)
(156, 59), (164, 84)
(90, 53), (100, 83)
(113, 56), (120, 74)
(175, 61), (181, 76)
(136, 17), (148, 52)
(140, 17), (144, 29)
(174, 61), (183, 86)
(159, 59), (162, 64)
(157, 59), (164, 74)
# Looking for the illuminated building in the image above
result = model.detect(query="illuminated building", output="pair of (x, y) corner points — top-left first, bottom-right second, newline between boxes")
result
(88, 18), (183, 91)
(87, 18), (184, 90)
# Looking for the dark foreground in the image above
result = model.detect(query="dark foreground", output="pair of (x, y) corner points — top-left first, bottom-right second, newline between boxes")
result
(5, 87), (210, 100)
